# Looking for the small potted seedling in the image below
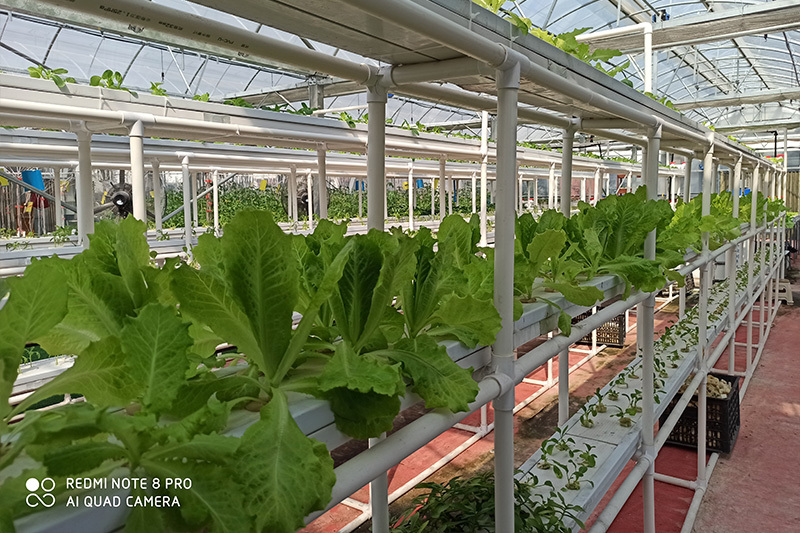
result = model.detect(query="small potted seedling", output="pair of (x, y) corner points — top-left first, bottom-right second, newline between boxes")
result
(626, 366), (640, 380)
(553, 426), (575, 452)
(554, 459), (595, 491)
(625, 390), (643, 413)
(607, 388), (620, 402)
(588, 388), (607, 413)
(668, 350), (682, 368)
(538, 438), (556, 470)
(579, 404), (596, 428)
(578, 444), (597, 468)
(612, 405), (634, 427)
(612, 373), (628, 389)
(654, 358), (669, 379)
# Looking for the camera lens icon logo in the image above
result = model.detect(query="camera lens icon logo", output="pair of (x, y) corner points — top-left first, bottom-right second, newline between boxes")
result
(26, 478), (56, 508)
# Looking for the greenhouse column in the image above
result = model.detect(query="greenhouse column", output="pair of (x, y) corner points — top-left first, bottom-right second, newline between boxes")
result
(75, 128), (94, 244)
(212, 169), (220, 235)
(727, 155), (742, 374)
(52, 166), (63, 227)
(317, 144), (328, 219)
(181, 156), (192, 252)
(366, 84), (387, 231)
(480, 111), (489, 245)
(431, 177), (435, 217)
(408, 161), (414, 231)
(747, 164), (761, 372)
(580, 177), (586, 202)
(492, 60), (520, 533)
(129, 120), (147, 222)
(679, 156), (693, 317)
(471, 172), (477, 213)
(641, 124), (661, 533)
(439, 156), (447, 223)
(558, 120), (578, 426)
(289, 165), (298, 227)
(191, 172), (199, 227)
(151, 160), (163, 231)
(696, 136), (716, 500)
(358, 179), (363, 219)
(548, 162), (555, 209)
(784, 129), (789, 199)
(593, 168), (600, 205)
(306, 170), (314, 230)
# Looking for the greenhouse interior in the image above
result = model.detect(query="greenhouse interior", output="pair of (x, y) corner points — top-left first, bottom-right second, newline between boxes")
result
(1, 0), (799, 532)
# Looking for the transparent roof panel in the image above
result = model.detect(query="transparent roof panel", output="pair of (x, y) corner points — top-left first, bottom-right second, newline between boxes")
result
(2, 0), (800, 137)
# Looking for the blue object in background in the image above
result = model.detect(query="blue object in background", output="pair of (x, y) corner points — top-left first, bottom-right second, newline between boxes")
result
(416, 179), (424, 189)
(744, 188), (751, 196)
(21, 169), (45, 191)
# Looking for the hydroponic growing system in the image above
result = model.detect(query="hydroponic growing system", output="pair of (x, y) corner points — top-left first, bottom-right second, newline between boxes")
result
(0, 1), (799, 533)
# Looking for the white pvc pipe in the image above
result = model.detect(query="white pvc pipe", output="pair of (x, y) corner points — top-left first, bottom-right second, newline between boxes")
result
(191, 170), (199, 227)
(548, 162), (556, 209)
(471, 172), (477, 213)
(317, 145), (328, 219)
(289, 165), (298, 226)
(75, 129), (94, 243)
(151, 160), (163, 231)
(366, 86), (387, 231)
(212, 169), (220, 235)
(306, 169), (314, 230)
(53, 166), (63, 227)
(558, 124), (577, 426)
(129, 120), (146, 222)
(408, 161), (414, 231)
(439, 156), (447, 223)
(480, 111), (488, 245)
(491, 62), (520, 533)
(181, 156), (192, 252)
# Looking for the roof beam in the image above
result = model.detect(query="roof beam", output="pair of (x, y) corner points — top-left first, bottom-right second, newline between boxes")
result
(675, 87), (800, 110)
(589, 0), (800, 53)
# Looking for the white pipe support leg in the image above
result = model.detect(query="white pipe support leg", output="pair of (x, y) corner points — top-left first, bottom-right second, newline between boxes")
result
(212, 169), (220, 236)
(366, 85), (387, 231)
(181, 156), (192, 254)
(129, 120), (147, 222)
(491, 62), (520, 533)
(75, 128), (94, 244)
(151, 160), (163, 231)
(479, 111), (489, 244)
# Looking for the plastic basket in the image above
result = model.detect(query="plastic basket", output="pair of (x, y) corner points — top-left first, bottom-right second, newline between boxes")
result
(659, 373), (740, 454)
(571, 309), (626, 348)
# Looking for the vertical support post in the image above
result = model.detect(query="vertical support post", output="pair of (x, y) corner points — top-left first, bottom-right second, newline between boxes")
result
(533, 177), (539, 208)
(697, 137), (715, 488)
(368, 435), (389, 533)
(306, 170), (314, 231)
(151, 160), (163, 231)
(727, 156), (742, 373)
(447, 176), (453, 215)
(181, 156), (192, 253)
(366, 85), (387, 231)
(492, 62), (520, 533)
(129, 120), (147, 222)
(289, 165), (298, 227)
(52, 166), (63, 228)
(594, 168), (600, 205)
(408, 161), (414, 231)
(641, 124), (661, 533)
(580, 177), (586, 202)
(480, 111), (489, 244)
(212, 169), (220, 235)
(191, 171), (199, 227)
(317, 144), (328, 220)
(548, 162), (556, 209)
(431, 177), (436, 218)
(75, 129), (94, 244)
(670, 174), (676, 203)
(683, 156), (693, 201)
(471, 172), (477, 213)
(358, 179), (363, 219)
(558, 121), (577, 427)
(439, 156), (447, 223)
(747, 164), (760, 371)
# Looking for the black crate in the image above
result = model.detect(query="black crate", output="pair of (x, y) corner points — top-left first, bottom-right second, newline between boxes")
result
(659, 373), (740, 454)
(571, 309), (627, 348)
(685, 273), (695, 292)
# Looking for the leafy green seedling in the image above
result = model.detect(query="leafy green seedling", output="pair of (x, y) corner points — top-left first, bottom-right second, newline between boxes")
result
(28, 65), (75, 88)
(579, 404), (596, 428)
(578, 444), (597, 468)
(612, 406), (633, 427)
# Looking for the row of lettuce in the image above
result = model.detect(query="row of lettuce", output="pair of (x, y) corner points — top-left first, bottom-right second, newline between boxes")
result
(0, 188), (786, 533)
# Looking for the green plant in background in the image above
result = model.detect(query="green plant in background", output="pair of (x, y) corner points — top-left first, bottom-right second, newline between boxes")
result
(149, 82), (168, 96)
(223, 97), (254, 108)
(48, 226), (75, 246)
(192, 93), (210, 102)
(90, 70), (135, 95)
(392, 470), (585, 532)
(27, 66), (75, 88)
